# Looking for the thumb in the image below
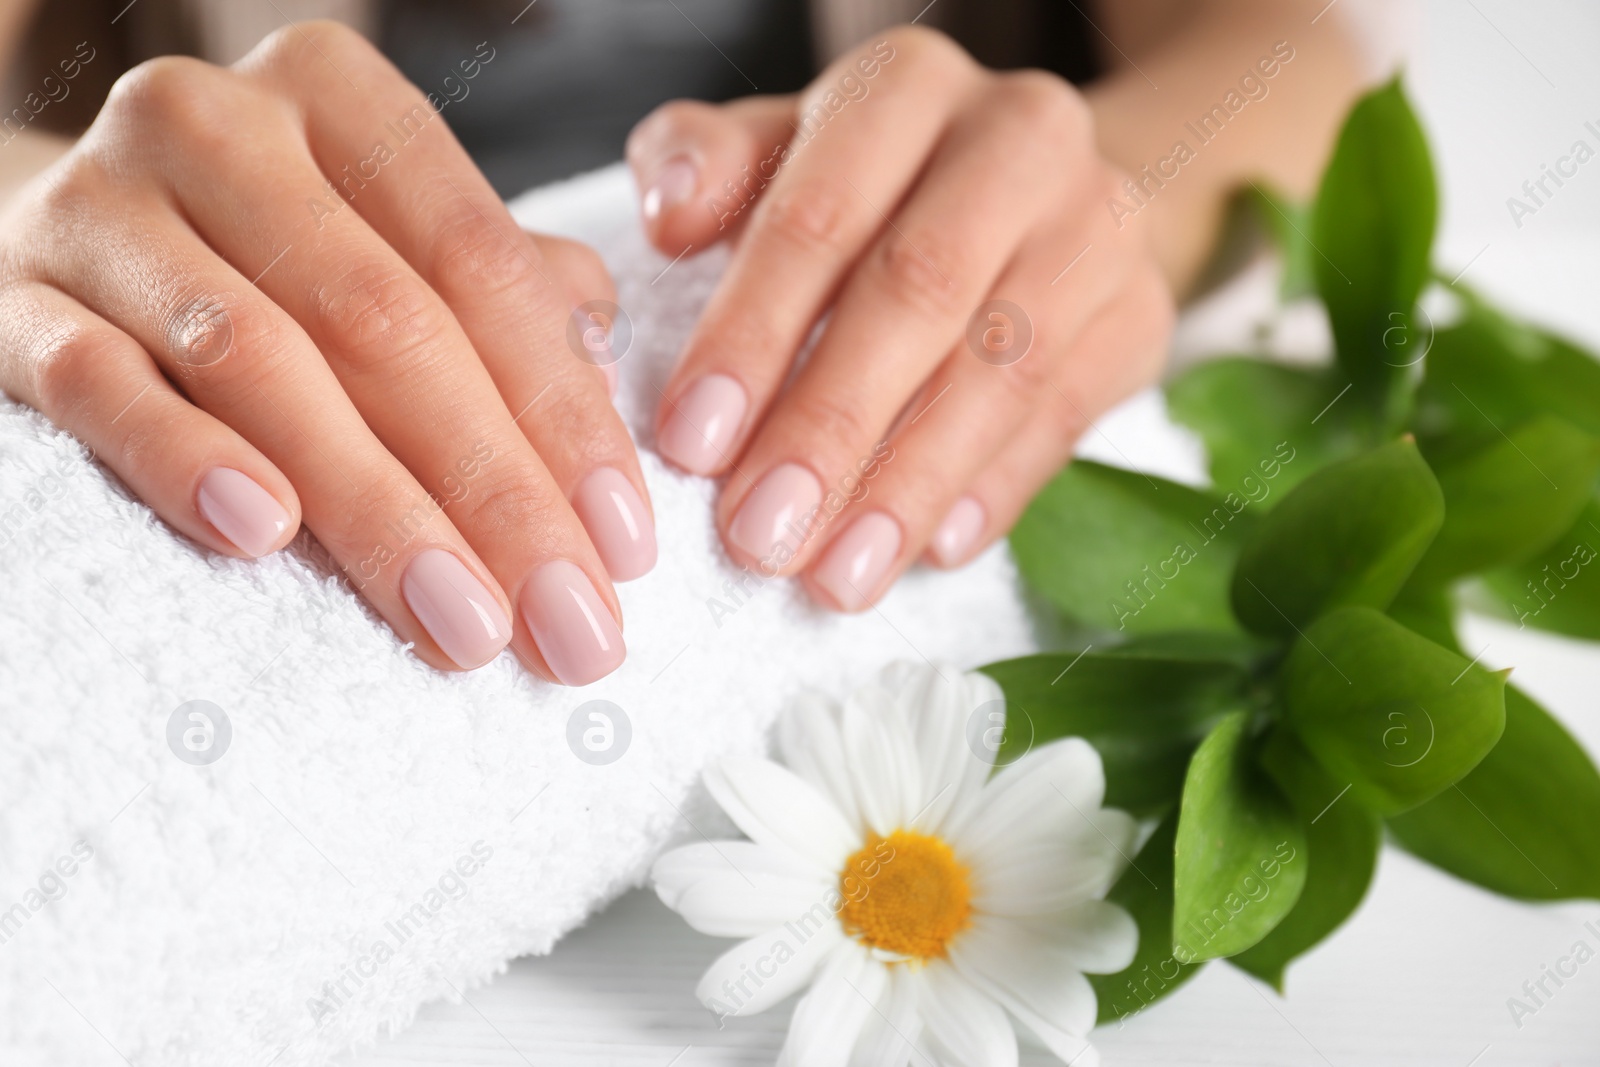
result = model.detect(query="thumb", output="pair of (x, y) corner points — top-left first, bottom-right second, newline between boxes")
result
(625, 94), (797, 255)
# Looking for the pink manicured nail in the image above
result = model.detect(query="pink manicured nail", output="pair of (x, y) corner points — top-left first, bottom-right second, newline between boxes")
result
(929, 496), (986, 567)
(642, 155), (698, 221)
(658, 374), (747, 475)
(401, 549), (512, 669)
(519, 560), (625, 686)
(728, 463), (823, 564)
(812, 511), (902, 611)
(573, 467), (657, 582)
(196, 467), (290, 557)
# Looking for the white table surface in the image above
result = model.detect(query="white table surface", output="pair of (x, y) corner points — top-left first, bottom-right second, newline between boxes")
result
(344, 2), (1600, 1063)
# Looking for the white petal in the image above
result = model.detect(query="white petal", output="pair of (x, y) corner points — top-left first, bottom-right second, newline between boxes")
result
(849, 964), (922, 1067)
(970, 809), (1138, 916)
(674, 876), (836, 938)
(950, 915), (1100, 1037)
(779, 690), (862, 828)
(841, 683), (922, 836)
(704, 756), (861, 871)
(777, 941), (885, 1067)
(697, 919), (845, 1018)
(653, 841), (820, 910)
(893, 664), (998, 836)
(916, 961), (1018, 1067)
(1028, 900), (1140, 974)
(946, 738), (1105, 852)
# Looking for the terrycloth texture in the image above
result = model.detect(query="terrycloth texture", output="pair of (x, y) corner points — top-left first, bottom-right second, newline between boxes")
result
(0, 163), (1164, 1067)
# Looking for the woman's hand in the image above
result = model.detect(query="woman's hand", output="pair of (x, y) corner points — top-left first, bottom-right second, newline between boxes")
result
(627, 25), (1174, 612)
(0, 22), (652, 683)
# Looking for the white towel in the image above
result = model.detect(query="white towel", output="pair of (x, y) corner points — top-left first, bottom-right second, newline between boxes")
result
(0, 163), (1208, 1067)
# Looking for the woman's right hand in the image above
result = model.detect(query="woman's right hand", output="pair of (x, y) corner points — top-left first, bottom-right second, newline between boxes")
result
(0, 22), (652, 684)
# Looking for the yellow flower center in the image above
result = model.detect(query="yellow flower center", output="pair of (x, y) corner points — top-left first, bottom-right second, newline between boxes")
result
(838, 829), (972, 959)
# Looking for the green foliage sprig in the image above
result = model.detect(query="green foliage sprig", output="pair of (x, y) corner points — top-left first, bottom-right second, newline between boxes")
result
(982, 78), (1600, 1020)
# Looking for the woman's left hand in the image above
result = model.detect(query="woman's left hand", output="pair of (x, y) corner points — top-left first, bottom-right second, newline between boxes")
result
(627, 25), (1174, 611)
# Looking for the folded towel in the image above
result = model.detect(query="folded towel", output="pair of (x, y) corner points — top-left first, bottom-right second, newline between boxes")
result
(0, 163), (1207, 1066)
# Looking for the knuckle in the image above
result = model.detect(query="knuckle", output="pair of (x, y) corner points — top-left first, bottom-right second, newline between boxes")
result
(310, 261), (452, 374)
(337, 475), (428, 555)
(255, 19), (375, 71)
(994, 70), (1090, 144)
(521, 372), (617, 452)
(113, 399), (180, 471)
(551, 238), (610, 299)
(995, 338), (1054, 398)
(31, 321), (127, 418)
(430, 210), (546, 305)
(881, 24), (969, 77)
(30, 156), (108, 223)
(784, 389), (879, 454)
(104, 56), (227, 135)
(693, 309), (783, 367)
(172, 297), (296, 398)
(757, 179), (857, 253)
(873, 229), (962, 314)
(453, 470), (563, 539)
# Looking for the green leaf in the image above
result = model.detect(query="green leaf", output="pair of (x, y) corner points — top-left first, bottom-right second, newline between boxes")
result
(1231, 439), (1444, 636)
(1388, 685), (1600, 900)
(1172, 712), (1307, 961)
(1165, 359), (1357, 497)
(1410, 415), (1600, 585)
(1282, 606), (1506, 815)
(1476, 497), (1600, 640)
(1089, 814), (1203, 1025)
(1311, 78), (1437, 419)
(1386, 582), (1460, 652)
(1414, 301), (1600, 451)
(1246, 184), (1318, 301)
(1231, 730), (1381, 990)
(1010, 461), (1255, 636)
(981, 646), (1250, 816)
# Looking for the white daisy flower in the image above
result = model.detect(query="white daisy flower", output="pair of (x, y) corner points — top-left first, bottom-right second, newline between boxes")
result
(652, 662), (1139, 1067)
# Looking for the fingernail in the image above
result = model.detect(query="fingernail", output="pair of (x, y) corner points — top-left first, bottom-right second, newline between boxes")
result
(657, 373), (747, 475)
(642, 155), (698, 221)
(812, 511), (902, 611)
(573, 467), (657, 582)
(402, 549), (512, 669)
(929, 495), (986, 567)
(600, 360), (618, 398)
(520, 560), (626, 686)
(728, 462), (823, 564)
(196, 467), (290, 557)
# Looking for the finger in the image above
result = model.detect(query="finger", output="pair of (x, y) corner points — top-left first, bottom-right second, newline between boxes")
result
(926, 270), (1175, 573)
(791, 215), (1145, 608)
(626, 95), (798, 253)
(246, 26), (654, 589)
(653, 27), (980, 477)
(121, 43), (625, 680)
(529, 233), (622, 398)
(30, 128), (516, 674)
(0, 281), (300, 559)
(716, 71), (1098, 576)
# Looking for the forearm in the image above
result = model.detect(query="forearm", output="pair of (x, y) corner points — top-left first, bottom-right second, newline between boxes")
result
(1085, 0), (1367, 295)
